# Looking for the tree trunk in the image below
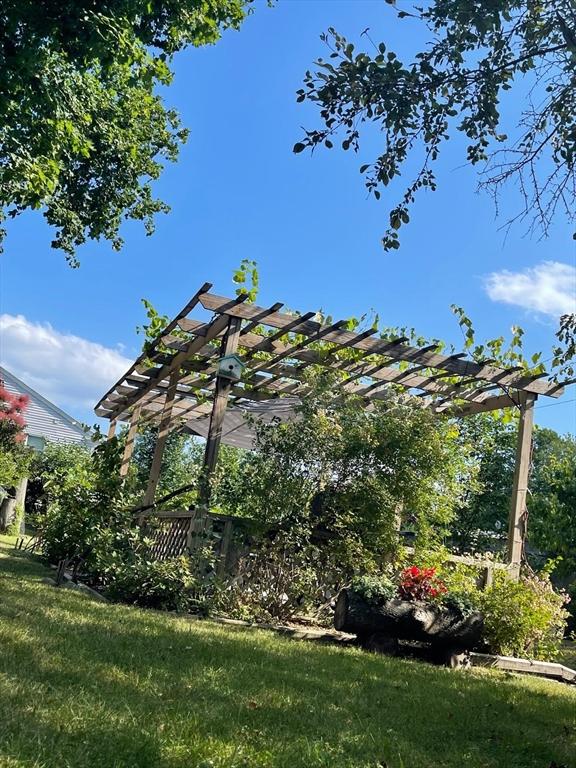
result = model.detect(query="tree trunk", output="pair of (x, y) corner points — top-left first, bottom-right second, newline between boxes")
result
(334, 588), (483, 648)
(0, 495), (15, 530)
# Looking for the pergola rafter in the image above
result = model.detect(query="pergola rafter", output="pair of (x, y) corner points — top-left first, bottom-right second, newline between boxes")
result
(95, 283), (569, 573)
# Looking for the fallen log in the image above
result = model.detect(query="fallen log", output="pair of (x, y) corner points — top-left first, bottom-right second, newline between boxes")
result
(334, 588), (483, 649)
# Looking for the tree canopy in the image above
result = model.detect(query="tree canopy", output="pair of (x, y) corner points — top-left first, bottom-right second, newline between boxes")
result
(295, 0), (576, 251)
(0, 1), (248, 264)
(454, 416), (576, 576)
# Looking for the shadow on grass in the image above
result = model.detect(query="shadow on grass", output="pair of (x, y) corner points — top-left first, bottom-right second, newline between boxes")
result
(0, 542), (574, 768)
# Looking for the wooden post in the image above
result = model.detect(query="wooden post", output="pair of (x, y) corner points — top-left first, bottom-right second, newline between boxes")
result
(218, 519), (234, 577)
(197, 316), (242, 509)
(107, 420), (117, 440)
(142, 370), (180, 510)
(507, 395), (536, 576)
(119, 403), (142, 479)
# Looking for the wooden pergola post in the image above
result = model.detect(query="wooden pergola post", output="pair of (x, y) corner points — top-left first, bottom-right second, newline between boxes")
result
(107, 420), (117, 440)
(142, 369), (180, 510)
(507, 394), (536, 577)
(197, 316), (243, 509)
(119, 403), (142, 479)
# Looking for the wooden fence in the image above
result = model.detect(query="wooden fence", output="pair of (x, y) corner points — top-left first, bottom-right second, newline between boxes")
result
(140, 509), (250, 575)
(141, 512), (512, 590)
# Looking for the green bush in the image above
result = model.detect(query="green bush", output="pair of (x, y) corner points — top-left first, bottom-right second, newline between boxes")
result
(351, 574), (396, 604)
(479, 570), (569, 660)
(256, 380), (472, 547)
(6, 503), (24, 536)
(35, 438), (131, 566)
(436, 560), (569, 657)
(102, 554), (195, 612)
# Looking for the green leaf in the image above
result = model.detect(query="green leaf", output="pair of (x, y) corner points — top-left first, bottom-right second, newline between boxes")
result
(293, 142), (306, 154)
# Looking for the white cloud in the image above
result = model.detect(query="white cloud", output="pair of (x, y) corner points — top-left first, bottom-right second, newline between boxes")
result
(0, 314), (131, 418)
(484, 261), (576, 318)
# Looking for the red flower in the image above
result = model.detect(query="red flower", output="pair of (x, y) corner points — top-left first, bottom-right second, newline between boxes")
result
(398, 565), (447, 602)
(0, 385), (28, 444)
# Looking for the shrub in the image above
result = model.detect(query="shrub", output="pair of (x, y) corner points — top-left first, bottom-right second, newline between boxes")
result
(35, 438), (131, 567)
(213, 379), (476, 622)
(351, 574), (396, 604)
(0, 386), (32, 495)
(479, 570), (570, 660)
(102, 554), (195, 612)
(228, 380), (474, 553)
(435, 561), (484, 617)
(6, 503), (24, 536)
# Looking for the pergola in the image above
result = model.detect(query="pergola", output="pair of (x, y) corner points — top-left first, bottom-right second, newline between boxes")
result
(95, 282), (566, 572)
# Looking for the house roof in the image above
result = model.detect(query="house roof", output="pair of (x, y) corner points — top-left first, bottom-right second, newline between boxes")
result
(0, 365), (89, 444)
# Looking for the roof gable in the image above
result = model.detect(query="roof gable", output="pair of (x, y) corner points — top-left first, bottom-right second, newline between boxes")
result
(0, 365), (89, 444)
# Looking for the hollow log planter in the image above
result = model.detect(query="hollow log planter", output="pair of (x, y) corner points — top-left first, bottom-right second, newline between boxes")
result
(334, 588), (483, 666)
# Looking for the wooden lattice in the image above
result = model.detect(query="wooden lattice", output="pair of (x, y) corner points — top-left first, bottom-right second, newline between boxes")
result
(146, 514), (192, 560)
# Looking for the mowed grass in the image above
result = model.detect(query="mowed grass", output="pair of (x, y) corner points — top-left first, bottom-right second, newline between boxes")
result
(0, 537), (574, 768)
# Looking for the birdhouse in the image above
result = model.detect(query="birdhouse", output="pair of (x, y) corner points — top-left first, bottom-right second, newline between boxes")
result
(217, 353), (245, 381)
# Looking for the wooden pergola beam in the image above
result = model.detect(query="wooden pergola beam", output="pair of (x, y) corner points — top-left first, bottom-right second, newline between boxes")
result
(119, 404), (142, 479)
(441, 390), (530, 417)
(198, 316), (243, 509)
(197, 292), (561, 397)
(96, 282), (212, 412)
(106, 302), (245, 419)
(156, 327), (538, 406)
(110, 342), (535, 421)
(142, 369), (180, 510)
(241, 302), (285, 334)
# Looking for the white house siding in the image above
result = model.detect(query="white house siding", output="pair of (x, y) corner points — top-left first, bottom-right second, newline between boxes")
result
(0, 366), (88, 446)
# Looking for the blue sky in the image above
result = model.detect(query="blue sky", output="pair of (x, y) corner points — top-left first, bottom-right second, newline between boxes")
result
(1, 0), (575, 434)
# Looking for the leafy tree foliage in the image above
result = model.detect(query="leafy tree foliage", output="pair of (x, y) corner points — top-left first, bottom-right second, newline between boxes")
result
(28, 440), (94, 522)
(221, 375), (475, 569)
(0, 1), (248, 263)
(130, 426), (201, 506)
(452, 416), (516, 550)
(295, 1), (576, 250)
(454, 416), (576, 576)
(529, 429), (576, 575)
(552, 312), (576, 383)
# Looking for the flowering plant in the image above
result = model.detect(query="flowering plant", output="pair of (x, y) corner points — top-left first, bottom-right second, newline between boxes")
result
(0, 385), (28, 444)
(0, 384), (31, 490)
(397, 565), (447, 602)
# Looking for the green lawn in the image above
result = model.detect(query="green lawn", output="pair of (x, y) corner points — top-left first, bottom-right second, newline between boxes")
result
(0, 536), (574, 768)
